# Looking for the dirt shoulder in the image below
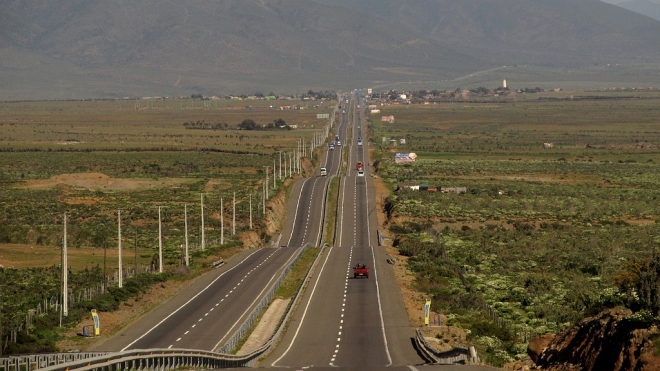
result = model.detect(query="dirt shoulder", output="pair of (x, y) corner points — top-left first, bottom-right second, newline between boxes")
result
(372, 174), (470, 351)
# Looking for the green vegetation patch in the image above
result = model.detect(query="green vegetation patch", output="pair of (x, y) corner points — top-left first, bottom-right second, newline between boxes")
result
(372, 95), (660, 365)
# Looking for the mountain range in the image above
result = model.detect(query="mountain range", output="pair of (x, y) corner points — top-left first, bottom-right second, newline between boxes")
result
(602, 0), (660, 20)
(1, 0), (660, 100)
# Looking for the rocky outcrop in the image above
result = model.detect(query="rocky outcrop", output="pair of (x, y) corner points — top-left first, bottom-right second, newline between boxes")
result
(528, 334), (555, 363)
(533, 308), (660, 371)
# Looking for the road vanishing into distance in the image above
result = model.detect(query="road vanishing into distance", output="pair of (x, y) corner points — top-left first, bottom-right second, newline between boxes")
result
(97, 92), (496, 370)
(96, 96), (348, 353)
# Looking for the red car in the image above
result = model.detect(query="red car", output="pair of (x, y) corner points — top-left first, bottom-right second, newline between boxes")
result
(356, 161), (364, 171)
(353, 263), (369, 278)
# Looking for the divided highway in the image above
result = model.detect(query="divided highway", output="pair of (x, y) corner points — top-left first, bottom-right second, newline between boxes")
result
(95, 93), (496, 370)
(97, 104), (349, 353)
(264, 94), (425, 369)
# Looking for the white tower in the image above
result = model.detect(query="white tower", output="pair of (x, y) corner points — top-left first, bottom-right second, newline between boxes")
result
(503, 79), (507, 89)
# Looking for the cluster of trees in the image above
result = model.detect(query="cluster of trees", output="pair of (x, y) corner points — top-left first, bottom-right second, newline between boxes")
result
(237, 118), (291, 130)
(301, 90), (336, 100)
(183, 120), (229, 130)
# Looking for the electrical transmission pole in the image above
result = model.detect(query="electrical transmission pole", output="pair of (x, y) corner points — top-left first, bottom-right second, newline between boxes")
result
(157, 206), (164, 273)
(62, 213), (68, 317)
(184, 204), (189, 266)
(117, 210), (123, 288)
(232, 192), (236, 236)
(200, 193), (206, 250)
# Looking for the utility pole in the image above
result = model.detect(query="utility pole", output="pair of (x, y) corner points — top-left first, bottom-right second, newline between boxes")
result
(273, 159), (276, 191)
(200, 193), (206, 250)
(265, 166), (269, 199)
(263, 177), (266, 216)
(134, 227), (138, 276)
(157, 206), (163, 273)
(232, 192), (236, 236)
(279, 152), (282, 180)
(249, 193), (253, 229)
(117, 210), (123, 288)
(62, 213), (68, 318)
(184, 204), (189, 266)
(220, 196), (224, 245)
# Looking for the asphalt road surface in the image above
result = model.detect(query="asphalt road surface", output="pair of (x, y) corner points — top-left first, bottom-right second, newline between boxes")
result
(97, 102), (349, 353)
(265, 93), (422, 368)
(96, 92), (497, 370)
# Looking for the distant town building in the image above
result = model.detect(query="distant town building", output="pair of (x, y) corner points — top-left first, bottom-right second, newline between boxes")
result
(397, 182), (420, 191)
(441, 187), (467, 194)
(381, 116), (395, 123)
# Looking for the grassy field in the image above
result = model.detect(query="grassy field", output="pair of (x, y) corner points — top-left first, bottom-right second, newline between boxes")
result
(0, 98), (333, 151)
(0, 97), (335, 254)
(370, 96), (660, 159)
(370, 92), (660, 365)
(0, 97), (335, 354)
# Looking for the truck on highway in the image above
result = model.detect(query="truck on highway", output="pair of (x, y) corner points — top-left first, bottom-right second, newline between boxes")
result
(356, 161), (363, 171)
(329, 142), (335, 150)
(353, 263), (369, 278)
(320, 167), (327, 176)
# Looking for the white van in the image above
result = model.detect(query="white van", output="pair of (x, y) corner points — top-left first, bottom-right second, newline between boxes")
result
(320, 167), (327, 176)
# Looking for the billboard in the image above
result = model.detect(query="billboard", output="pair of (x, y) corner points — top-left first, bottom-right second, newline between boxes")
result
(395, 153), (417, 163)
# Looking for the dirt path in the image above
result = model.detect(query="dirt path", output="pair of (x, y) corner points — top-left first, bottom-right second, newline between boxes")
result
(19, 173), (195, 191)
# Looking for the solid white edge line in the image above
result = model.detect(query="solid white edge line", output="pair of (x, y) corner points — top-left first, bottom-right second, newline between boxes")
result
(364, 141), (393, 366)
(212, 245), (304, 352)
(120, 249), (262, 351)
(272, 102), (349, 366)
(285, 177), (312, 247)
(271, 227), (336, 366)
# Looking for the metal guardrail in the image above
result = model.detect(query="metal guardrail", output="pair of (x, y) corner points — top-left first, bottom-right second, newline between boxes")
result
(34, 349), (252, 371)
(0, 243), (316, 371)
(414, 329), (478, 365)
(1, 353), (109, 371)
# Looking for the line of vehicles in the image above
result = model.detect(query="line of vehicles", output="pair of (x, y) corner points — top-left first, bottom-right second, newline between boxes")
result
(321, 138), (365, 177)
